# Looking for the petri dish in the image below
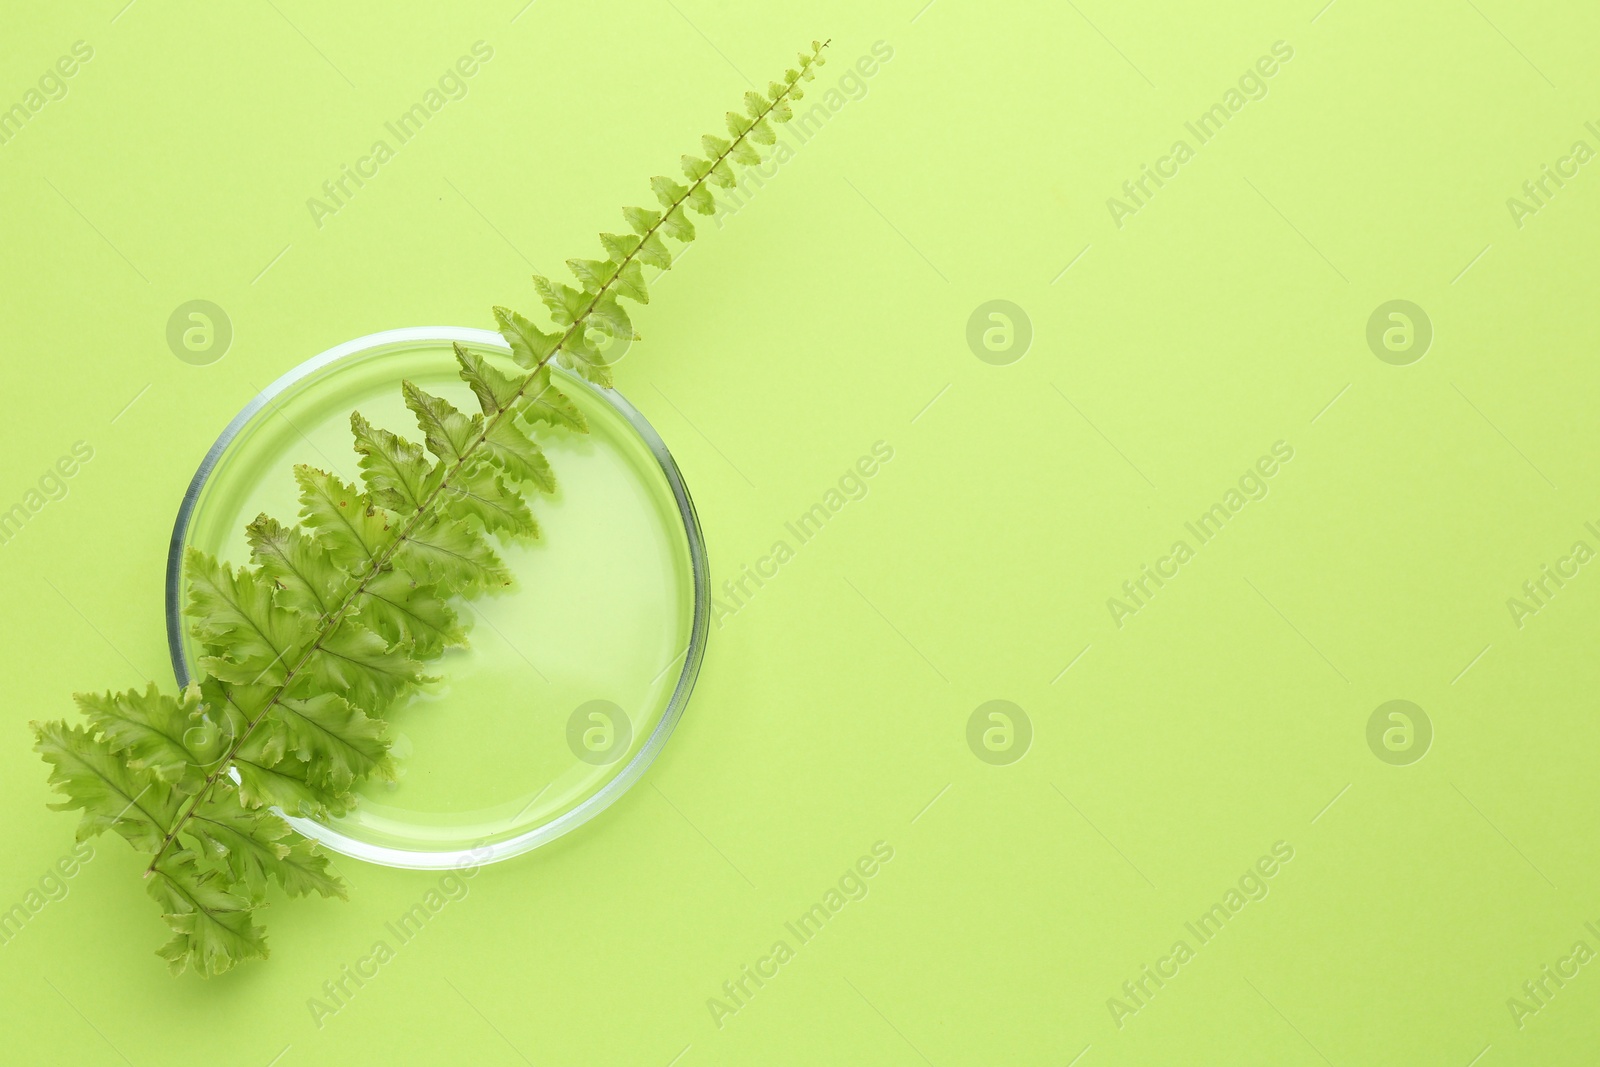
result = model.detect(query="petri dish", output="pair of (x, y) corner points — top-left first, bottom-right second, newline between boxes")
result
(165, 327), (708, 869)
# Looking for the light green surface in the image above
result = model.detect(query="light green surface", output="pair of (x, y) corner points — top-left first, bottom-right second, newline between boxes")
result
(3, 1), (1599, 1063)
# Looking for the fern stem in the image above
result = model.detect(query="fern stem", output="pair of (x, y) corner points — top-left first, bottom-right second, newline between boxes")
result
(144, 42), (829, 876)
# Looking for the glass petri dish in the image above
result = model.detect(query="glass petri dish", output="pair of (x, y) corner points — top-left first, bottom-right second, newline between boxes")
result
(165, 327), (708, 869)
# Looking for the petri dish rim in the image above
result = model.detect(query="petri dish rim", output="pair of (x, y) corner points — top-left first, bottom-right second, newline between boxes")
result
(164, 325), (710, 870)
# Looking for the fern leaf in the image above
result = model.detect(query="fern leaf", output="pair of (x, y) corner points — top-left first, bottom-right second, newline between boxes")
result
(653, 176), (690, 209)
(275, 837), (346, 899)
(610, 259), (650, 304)
(729, 137), (762, 166)
(588, 295), (635, 339)
(149, 850), (268, 977)
(705, 157), (737, 189)
(74, 683), (207, 790)
(637, 232), (674, 270)
(210, 682), (292, 777)
(403, 383), (482, 465)
(660, 206), (695, 242)
(183, 778), (344, 903)
(532, 275), (591, 326)
(559, 326), (614, 388)
(197, 679), (252, 756)
(247, 515), (350, 621)
(685, 184), (716, 215)
(186, 548), (308, 687)
(600, 232), (640, 265)
(442, 460), (540, 538)
(274, 692), (393, 792)
(295, 466), (392, 573)
(397, 514), (513, 595)
(681, 155), (712, 185)
(185, 783), (293, 898)
(624, 206), (661, 236)
(494, 305), (560, 370)
(356, 569), (462, 657)
(566, 257), (616, 293)
(768, 83), (794, 121)
(482, 419), (556, 493)
(605, 224), (672, 269)
(232, 750), (349, 819)
(33, 720), (181, 849)
(191, 793), (343, 901)
(301, 622), (425, 717)
(521, 365), (589, 433)
(351, 412), (438, 514)
(454, 343), (524, 416)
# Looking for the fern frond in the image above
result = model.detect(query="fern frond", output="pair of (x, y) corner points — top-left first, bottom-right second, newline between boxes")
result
(33, 38), (830, 977)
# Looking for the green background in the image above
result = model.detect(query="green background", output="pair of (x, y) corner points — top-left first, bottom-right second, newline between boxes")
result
(3, 0), (1599, 1063)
